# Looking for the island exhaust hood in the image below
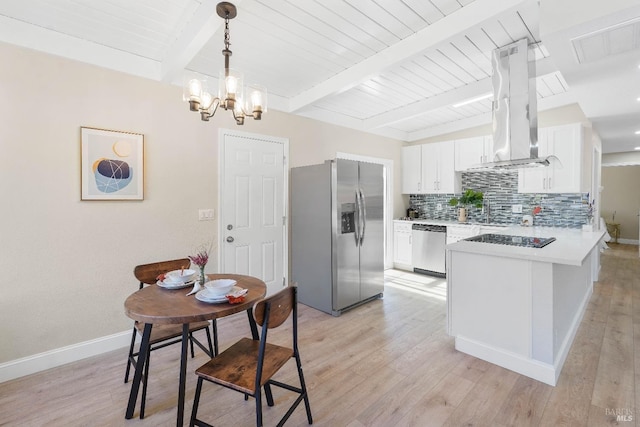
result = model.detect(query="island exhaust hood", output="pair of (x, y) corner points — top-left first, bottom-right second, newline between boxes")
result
(471, 38), (552, 170)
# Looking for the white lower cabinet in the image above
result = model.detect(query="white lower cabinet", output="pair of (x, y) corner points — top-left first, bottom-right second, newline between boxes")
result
(393, 222), (413, 270)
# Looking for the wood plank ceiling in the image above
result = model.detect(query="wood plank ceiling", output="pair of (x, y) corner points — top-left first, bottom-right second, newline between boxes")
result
(0, 0), (572, 142)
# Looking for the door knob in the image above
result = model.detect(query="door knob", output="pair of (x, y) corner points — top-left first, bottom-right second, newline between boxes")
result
(226, 236), (234, 243)
(227, 224), (233, 230)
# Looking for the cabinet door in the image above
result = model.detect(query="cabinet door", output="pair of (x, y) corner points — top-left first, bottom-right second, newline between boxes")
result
(547, 124), (582, 193)
(455, 137), (484, 171)
(393, 230), (412, 265)
(421, 143), (439, 193)
(438, 141), (459, 193)
(393, 223), (412, 265)
(402, 145), (422, 193)
(483, 136), (494, 163)
(518, 128), (548, 193)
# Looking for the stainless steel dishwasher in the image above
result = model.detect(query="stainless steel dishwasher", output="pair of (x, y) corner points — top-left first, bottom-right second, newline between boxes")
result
(411, 224), (447, 277)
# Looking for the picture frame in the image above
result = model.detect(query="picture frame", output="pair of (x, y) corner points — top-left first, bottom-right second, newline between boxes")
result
(81, 127), (144, 200)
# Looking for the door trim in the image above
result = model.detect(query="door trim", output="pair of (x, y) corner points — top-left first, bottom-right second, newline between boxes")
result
(336, 152), (394, 270)
(217, 128), (289, 289)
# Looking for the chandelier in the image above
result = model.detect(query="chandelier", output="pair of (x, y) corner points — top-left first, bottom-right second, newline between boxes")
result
(184, 2), (267, 125)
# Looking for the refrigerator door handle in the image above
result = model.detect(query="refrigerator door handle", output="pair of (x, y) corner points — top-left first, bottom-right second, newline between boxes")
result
(354, 190), (361, 246)
(359, 188), (367, 245)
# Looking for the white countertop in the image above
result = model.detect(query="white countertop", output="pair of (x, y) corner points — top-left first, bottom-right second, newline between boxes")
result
(446, 225), (605, 266)
(394, 219), (508, 228)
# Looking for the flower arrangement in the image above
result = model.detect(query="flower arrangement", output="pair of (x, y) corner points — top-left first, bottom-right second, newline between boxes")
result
(189, 242), (213, 284)
(188, 249), (209, 268)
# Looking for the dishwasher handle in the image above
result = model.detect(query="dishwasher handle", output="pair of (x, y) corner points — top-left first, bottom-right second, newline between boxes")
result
(412, 224), (447, 233)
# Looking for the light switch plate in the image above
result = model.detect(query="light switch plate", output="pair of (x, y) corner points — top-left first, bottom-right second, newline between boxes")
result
(512, 204), (523, 213)
(198, 209), (215, 221)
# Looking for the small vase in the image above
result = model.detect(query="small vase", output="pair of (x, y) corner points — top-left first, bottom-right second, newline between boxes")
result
(199, 266), (207, 285)
(458, 207), (467, 222)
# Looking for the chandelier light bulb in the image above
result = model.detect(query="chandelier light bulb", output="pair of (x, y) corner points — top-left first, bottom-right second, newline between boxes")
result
(201, 92), (214, 110)
(188, 79), (202, 99)
(225, 76), (238, 96)
(251, 90), (263, 110)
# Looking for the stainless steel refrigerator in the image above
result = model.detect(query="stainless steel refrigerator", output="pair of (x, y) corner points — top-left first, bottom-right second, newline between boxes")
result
(291, 159), (384, 316)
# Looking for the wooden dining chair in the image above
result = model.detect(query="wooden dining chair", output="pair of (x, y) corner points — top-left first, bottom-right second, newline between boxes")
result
(124, 258), (218, 419)
(189, 285), (313, 427)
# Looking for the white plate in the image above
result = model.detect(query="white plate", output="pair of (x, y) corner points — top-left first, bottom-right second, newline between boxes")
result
(195, 286), (243, 303)
(157, 279), (194, 289)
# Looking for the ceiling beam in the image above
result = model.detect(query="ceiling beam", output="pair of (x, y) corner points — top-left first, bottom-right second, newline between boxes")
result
(405, 89), (577, 142)
(287, 0), (531, 113)
(160, 0), (245, 84)
(295, 107), (409, 141)
(368, 56), (557, 129)
(0, 15), (161, 80)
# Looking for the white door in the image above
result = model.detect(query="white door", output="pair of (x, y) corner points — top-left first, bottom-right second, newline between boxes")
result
(219, 130), (287, 295)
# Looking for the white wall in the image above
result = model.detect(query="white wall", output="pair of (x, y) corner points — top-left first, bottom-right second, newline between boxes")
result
(409, 103), (590, 146)
(0, 41), (403, 365)
(603, 151), (640, 166)
(601, 165), (640, 241)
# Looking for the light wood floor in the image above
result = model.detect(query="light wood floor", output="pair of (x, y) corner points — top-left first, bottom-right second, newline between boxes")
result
(1, 243), (638, 426)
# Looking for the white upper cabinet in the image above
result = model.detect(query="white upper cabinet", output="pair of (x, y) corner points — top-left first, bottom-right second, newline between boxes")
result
(402, 145), (422, 193)
(455, 136), (494, 171)
(518, 123), (583, 194)
(402, 142), (459, 194)
(421, 141), (460, 194)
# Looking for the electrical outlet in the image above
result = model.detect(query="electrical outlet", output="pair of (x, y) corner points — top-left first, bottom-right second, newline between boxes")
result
(436, 203), (442, 211)
(198, 209), (215, 221)
(512, 204), (523, 214)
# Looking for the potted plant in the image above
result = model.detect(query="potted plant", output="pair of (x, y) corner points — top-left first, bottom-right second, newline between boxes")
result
(449, 189), (484, 222)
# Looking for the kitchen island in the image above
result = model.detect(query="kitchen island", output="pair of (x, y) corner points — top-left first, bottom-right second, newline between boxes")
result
(446, 226), (605, 386)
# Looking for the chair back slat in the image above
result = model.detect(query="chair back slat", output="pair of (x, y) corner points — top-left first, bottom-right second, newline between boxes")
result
(254, 286), (294, 328)
(134, 258), (191, 285)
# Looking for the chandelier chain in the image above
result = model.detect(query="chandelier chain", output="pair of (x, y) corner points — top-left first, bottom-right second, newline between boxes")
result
(224, 16), (230, 52)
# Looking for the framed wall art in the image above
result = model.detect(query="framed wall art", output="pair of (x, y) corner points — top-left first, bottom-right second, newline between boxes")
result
(81, 127), (144, 200)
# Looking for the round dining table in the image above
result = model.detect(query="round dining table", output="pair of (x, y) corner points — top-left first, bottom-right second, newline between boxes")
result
(124, 273), (267, 427)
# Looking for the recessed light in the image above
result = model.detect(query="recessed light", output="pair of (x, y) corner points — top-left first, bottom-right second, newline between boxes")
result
(636, 130), (640, 135)
(635, 147), (640, 150)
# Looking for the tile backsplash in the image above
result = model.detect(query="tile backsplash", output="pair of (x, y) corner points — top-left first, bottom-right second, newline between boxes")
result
(409, 171), (590, 228)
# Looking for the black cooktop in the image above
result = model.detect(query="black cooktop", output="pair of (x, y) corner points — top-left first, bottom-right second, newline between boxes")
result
(465, 233), (556, 248)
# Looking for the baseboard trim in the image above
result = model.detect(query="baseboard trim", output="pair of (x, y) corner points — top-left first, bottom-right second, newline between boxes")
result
(0, 330), (132, 383)
(617, 238), (639, 245)
(455, 336), (557, 386)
